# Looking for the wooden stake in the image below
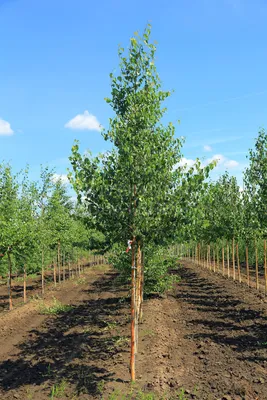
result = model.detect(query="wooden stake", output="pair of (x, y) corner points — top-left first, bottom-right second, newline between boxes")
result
(41, 247), (45, 295)
(130, 238), (136, 382)
(7, 249), (13, 311)
(216, 247), (219, 273)
(53, 259), (57, 286)
(139, 248), (144, 323)
(63, 253), (66, 282)
(213, 248), (216, 272)
(232, 238), (235, 281)
(246, 246), (249, 287)
(23, 265), (27, 303)
(255, 239), (259, 291)
(78, 256), (81, 276)
(227, 244), (230, 278)
(222, 247), (225, 276)
(135, 241), (142, 355)
(136, 242), (142, 318)
(264, 240), (267, 295)
(236, 243), (241, 283)
(58, 240), (61, 284)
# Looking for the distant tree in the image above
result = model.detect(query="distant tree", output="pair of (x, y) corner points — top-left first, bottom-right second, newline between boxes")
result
(244, 128), (267, 238)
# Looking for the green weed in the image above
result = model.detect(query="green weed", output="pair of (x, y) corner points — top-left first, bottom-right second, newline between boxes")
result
(107, 389), (169, 400)
(140, 329), (155, 338)
(39, 297), (73, 315)
(26, 387), (34, 400)
(42, 363), (52, 378)
(176, 388), (188, 400)
(30, 293), (42, 302)
(83, 326), (93, 334)
(96, 379), (105, 395)
(103, 321), (118, 331)
(15, 273), (38, 282)
(50, 379), (67, 399)
(112, 335), (129, 347)
(74, 277), (86, 285)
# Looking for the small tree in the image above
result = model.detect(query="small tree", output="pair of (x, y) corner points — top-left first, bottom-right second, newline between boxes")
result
(45, 180), (72, 284)
(70, 26), (214, 380)
(34, 166), (55, 294)
(0, 163), (19, 309)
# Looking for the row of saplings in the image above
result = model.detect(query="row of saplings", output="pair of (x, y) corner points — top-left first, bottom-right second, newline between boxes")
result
(0, 248), (104, 311)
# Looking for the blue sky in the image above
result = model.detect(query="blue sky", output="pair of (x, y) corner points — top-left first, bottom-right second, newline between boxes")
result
(1, 0), (267, 189)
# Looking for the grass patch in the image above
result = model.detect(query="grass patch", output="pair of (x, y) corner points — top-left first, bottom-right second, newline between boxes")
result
(39, 297), (73, 315)
(107, 388), (191, 400)
(30, 293), (42, 302)
(14, 273), (38, 282)
(103, 321), (118, 331)
(50, 379), (67, 399)
(140, 328), (155, 338)
(74, 277), (86, 285)
(111, 335), (129, 348)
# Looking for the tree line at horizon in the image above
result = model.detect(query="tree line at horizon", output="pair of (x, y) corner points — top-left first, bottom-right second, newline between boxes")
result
(0, 164), (105, 309)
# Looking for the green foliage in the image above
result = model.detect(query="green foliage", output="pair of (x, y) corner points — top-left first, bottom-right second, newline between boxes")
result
(191, 173), (243, 243)
(186, 129), (267, 257)
(69, 25), (213, 293)
(14, 273), (38, 282)
(109, 243), (179, 294)
(244, 128), (267, 238)
(143, 248), (180, 294)
(0, 163), (93, 279)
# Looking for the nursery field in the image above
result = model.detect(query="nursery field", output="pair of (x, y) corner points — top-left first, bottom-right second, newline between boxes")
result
(1, 23), (267, 400)
(0, 261), (266, 400)
(0, 258), (103, 312)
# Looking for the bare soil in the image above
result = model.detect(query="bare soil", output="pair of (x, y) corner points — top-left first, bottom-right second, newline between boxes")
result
(0, 261), (266, 400)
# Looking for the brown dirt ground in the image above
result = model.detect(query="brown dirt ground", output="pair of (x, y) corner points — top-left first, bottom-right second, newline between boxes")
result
(0, 261), (267, 400)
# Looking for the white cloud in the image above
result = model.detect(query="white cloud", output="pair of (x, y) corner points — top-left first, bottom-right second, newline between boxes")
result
(205, 154), (225, 166)
(176, 157), (196, 168)
(224, 159), (239, 168)
(52, 174), (69, 184)
(204, 145), (212, 152)
(0, 118), (14, 136)
(205, 154), (239, 169)
(65, 110), (101, 131)
(175, 153), (240, 173)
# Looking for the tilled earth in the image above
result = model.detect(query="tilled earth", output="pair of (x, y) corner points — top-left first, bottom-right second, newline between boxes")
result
(0, 262), (266, 399)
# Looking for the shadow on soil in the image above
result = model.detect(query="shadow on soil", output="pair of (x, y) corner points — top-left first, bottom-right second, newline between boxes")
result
(175, 266), (267, 364)
(0, 272), (129, 397)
